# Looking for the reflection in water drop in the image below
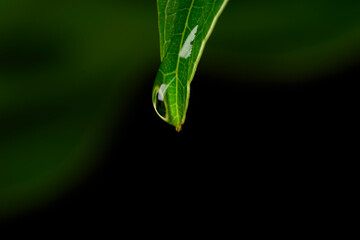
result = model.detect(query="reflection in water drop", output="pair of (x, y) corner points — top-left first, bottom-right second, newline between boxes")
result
(179, 25), (198, 59)
(155, 84), (170, 119)
(153, 77), (175, 120)
(155, 92), (167, 118)
(158, 83), (169, 101)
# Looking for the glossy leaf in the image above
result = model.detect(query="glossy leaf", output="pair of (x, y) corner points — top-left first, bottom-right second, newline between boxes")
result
(153, 0), (228, 131)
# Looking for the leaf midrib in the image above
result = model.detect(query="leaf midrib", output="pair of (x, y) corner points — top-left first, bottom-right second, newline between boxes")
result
(174, 0), (195, 122)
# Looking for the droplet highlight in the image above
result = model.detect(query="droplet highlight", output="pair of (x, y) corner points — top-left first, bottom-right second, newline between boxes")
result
(158, 83), (169, 101)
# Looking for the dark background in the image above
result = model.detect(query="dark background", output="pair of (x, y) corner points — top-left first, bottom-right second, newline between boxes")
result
(1, 0), (359, 227)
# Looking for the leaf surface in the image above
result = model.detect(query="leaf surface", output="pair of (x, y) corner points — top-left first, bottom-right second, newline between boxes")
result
(153, 0), (228, 131)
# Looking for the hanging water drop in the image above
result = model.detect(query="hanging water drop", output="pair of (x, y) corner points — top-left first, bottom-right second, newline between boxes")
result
(153, 84), (168, 119)
(155, 96), (166, 119)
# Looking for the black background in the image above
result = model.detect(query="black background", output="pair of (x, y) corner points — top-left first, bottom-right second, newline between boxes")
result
(2, 56), (357, 228)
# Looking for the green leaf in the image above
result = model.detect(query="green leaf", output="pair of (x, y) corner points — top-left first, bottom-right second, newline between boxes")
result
(152, 0), (228, 131)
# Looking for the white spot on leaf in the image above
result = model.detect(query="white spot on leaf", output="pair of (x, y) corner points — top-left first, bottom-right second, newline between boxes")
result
(179, 25), (198, 59)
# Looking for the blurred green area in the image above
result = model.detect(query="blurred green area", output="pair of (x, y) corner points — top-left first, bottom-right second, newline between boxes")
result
(208, 0), (360, 80)
(1, 0), (360, 219)
(0, 0), (158, 218)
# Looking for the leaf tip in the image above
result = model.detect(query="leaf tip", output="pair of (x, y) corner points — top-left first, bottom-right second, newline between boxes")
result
(175, 125), (182, 132)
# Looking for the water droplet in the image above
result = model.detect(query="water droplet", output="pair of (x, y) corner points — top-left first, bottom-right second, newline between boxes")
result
(155, 95), (167, 118)
(154, 84), (170, 119)
(179, 25), (198, 59)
